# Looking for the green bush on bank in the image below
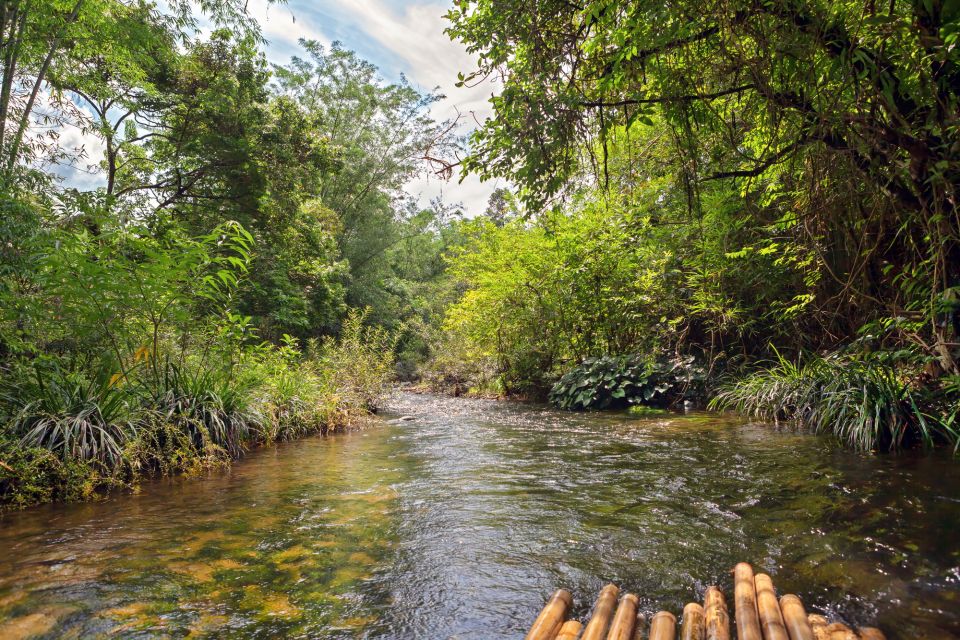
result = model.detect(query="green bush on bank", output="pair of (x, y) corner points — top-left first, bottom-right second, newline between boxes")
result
(0, 211), (396, 510)
(321, 310), (398, 412)
(0, 434), (107, 508)
(421, 331), (502, 397)
(548, 354), (707, 410)
(0, 323), (395, 510)
(710, 352), (960, 452)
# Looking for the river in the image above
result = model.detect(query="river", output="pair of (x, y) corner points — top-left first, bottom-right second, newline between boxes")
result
(0, 392), (958, 638)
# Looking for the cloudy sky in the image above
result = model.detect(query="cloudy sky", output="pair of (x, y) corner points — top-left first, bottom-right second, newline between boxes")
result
(245, 0), (502, 215)
(54, 0), (501, 215)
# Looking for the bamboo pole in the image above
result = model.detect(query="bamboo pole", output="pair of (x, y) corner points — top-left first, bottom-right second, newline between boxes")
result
(754, 574), (789, 640)
(649, 611), (678, 640)
(680, 602), (706, 640)
(778, 595), (814, 640)
(704, 586), (730, 640)
(607, 593), (640, 640)
(557, 620), (584, 640)
(581, 584), (620, 640)
(807, 615), (829, 640)
(856, 628), (886, 640)
(734, 563), (763, 640)
(825, 623), (857, 640)
(525, 589), (574, 640)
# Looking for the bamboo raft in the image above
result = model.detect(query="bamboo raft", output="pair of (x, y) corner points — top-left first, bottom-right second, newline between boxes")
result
(525, 563), (887, 640)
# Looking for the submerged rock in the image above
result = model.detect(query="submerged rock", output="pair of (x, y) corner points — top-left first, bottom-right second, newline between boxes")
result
(0, 606), (72, 640)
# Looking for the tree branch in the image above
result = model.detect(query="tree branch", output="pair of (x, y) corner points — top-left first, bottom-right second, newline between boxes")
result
(580, 84), (755, 108)
(704, 135), (808, 181)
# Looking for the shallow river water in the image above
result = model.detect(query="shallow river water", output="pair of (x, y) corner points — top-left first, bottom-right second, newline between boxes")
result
(0, 392), (958, 638)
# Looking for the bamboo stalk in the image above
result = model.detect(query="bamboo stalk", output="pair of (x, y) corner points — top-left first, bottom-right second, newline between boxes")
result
(649, 611), (678, 640)
(734, 563), (763, 640)
(526, 589), (574, 640)
(807, 615), (829, 640)
(607, 593), (640, 640)
(778, 595), (813, 640)
(581, 584), (620, 640)
(856, 628), (886, 640)
(680, 602), (706, 640)
(825, 623), (857, 640)
(754, 574), (789, 640)
(704, 586), (730, 640)
(557, 620), (584, 640)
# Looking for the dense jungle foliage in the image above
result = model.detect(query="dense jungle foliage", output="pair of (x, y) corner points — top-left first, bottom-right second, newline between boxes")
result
(0, 0), (460, 508)
(433, 0), (960, 451)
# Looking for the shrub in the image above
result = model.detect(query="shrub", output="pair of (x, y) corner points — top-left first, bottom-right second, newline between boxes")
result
(1, 358), (139, 469)
(710, 352), (960, 452)
(0, 433), (104, 508)
(123, 414), (229, 478)
(421, 331), (501, 396)
(148, 360), (263, 459)
(549, 354), (706, 410)
(320, 309), (397, 412)
(245, 336), (341, 441)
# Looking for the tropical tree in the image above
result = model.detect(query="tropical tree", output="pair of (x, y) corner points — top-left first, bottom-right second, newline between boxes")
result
(273, 40), (460, 319)
(446, 0), (960, 373)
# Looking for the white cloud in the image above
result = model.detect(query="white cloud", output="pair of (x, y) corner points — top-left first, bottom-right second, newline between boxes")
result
(340, 1), (505, 216)
(28, 88), (106, 190)
(246, 2), (333, 62)
(252, 0), (503, 216)
(407, 172), (504, 215)
(51, 122), (106, 190)
(333, 1), (493, 116)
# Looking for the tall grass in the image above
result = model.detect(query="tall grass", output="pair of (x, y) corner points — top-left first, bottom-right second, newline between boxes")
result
(711, 352), (960, 452)
(246, 336), (341, 442)
(321, 309), (398, 412)
(149, 361), (262, 458)
(1, 359), (137, 469)
(0, 317), (397, 509)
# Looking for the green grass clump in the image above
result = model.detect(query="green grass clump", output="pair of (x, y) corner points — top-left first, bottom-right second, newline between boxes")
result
(149, 362), (263, 459)
(711, 352), (960, 452)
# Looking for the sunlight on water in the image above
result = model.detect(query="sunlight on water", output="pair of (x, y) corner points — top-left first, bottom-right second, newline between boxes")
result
(0, 392), (958, 638)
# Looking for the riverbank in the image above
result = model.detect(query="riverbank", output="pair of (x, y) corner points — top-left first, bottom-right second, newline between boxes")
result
(0, 401), (378, 512)
(418, 350), (960, 455)
(0, 313), (395, 511)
